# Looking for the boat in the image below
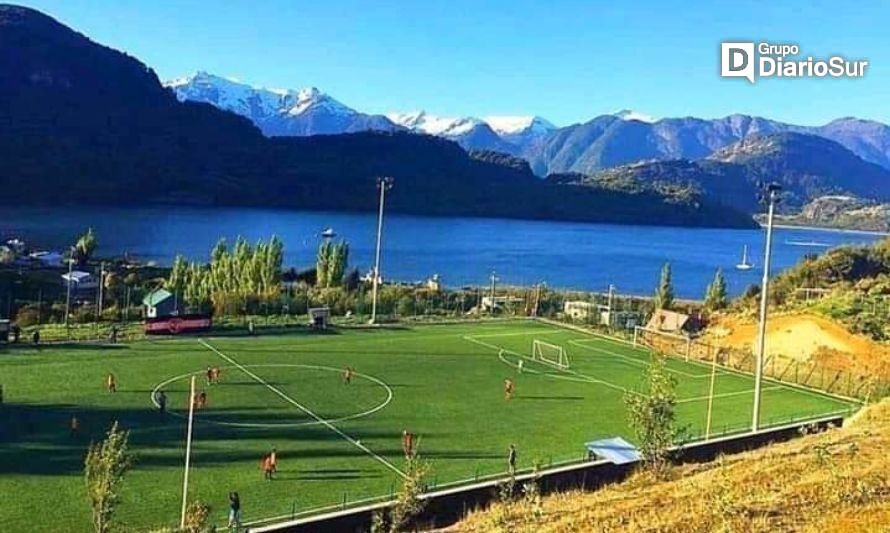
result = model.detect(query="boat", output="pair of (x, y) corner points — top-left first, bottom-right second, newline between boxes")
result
(736, 245), (753, 270)
(320, 227), (336, 238)
(785, 240), (831, 247)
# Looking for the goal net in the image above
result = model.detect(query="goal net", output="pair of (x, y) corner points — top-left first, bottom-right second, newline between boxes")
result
(531, 340), (570, 369)
(633, 326), (692, 361)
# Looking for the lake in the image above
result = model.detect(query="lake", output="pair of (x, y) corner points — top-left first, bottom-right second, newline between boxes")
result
(2, 206), (883, 298)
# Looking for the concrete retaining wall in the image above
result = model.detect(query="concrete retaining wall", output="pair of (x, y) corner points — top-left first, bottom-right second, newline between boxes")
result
(250, 414), (844, 533)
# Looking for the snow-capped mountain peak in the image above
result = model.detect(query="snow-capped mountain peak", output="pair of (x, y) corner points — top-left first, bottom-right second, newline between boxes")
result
(386, 111), (482, 136)
(166, 72), (398, 136)
(613, 109), (658, 123)
(483, 115), (556, 136)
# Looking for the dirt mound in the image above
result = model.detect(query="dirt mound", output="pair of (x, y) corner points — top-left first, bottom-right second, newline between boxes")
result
(708, 313), (890, 364)
(449, 400), (890, 532)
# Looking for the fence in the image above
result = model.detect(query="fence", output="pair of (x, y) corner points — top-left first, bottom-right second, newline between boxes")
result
(250, 413), (845, 533)
(635, 328), (890, 400)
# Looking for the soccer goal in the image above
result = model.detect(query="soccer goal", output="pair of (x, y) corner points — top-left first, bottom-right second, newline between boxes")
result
(633, 326), (692, 361)
(531, 339), (570, 369)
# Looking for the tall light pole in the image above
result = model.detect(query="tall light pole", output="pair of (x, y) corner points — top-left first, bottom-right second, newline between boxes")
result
(369, 177), (393, 324)
(65, 253), (74, 338)
(752, 183), (781, 432)
(489, 271), (498, 316)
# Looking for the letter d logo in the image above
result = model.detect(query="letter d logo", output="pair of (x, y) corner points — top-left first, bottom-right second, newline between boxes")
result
(721, 42), (755, 84)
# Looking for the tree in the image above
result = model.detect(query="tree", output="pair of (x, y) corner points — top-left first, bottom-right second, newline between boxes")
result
(74, 228), (98, 265)
(166, 255), (188, 299)
(653, 262), (674, 311)
(372, 453), (429, 533)
(624, 354), (682, 478)
(316, 240), (349, 288)
(84, 422), (133, 533)
(316, 241), (333, 288)
(704, 268), (728, 312)
(182, 501), (212, 533)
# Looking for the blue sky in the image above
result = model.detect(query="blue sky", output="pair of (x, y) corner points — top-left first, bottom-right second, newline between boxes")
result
(18, 0), (890, 126)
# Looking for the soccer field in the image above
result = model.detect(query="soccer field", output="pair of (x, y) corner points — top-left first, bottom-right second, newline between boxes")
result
(0, 320), (857, 531)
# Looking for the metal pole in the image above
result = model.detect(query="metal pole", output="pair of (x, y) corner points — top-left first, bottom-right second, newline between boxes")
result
(98, 262), (105, 319)
(705, 349), (718, 440)
(65, 257), (73, 337)
(370, 177), (392, 324)
(752, 187), (778, 432)
(489, 271), (497, 316)
(180, 375), (197, 529)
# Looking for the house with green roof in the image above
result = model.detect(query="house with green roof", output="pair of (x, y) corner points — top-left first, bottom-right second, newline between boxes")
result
(142, 289), (177, 318)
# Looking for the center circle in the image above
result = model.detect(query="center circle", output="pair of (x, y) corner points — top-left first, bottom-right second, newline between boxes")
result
(151, 364), (393, 428)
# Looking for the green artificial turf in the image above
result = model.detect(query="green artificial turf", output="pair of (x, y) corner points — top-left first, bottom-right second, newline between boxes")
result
(0, 320), (856, 531)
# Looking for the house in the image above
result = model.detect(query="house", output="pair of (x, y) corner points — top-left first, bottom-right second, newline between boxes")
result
(481, 296), (523, 311)
(645, 309), (699, 335)
(143, 289), (177, 318)
(29, 251), (64, 266)
(61, 270), (99, 291)
(564, 300), (597, 320)
(425, 274), (442, 292)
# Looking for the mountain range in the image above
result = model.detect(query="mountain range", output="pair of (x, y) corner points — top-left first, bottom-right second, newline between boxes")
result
(0, 4), (754, 229)
(169, 73), (890, 176)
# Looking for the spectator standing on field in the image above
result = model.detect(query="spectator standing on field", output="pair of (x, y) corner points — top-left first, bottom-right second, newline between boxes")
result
(228, 492), (241, 530)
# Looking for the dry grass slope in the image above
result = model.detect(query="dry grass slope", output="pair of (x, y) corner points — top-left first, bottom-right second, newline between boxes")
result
(450, 401), (890, 532)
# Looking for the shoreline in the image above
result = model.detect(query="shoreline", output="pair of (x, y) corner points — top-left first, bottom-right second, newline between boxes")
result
(763, 223), (890, 237)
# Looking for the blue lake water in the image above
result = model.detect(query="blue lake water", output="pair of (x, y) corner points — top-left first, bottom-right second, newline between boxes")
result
(2, 207), (883, 298)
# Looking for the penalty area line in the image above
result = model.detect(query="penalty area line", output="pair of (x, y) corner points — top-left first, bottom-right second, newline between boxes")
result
(199, 339), (407, 480)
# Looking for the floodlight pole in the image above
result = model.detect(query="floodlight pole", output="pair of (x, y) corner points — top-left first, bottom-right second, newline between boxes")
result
(180, 375), (196, 529)
(752, 185), (780, 432)
(369, 177), (393, 325)
(489, 271), (498, 316)
(705, 348), (719, 440)
(65, 256), (74, 338)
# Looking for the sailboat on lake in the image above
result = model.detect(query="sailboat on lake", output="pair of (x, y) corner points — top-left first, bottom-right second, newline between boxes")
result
(736, 245), (753, 271)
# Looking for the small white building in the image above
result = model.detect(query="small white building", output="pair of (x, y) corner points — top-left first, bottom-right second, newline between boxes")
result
(481, 296), (523, 311)
(29, 251), (64, 266)
(61, 270), (99, 291)
(425, 274), (442, 291)
(564, 301), (597, 320)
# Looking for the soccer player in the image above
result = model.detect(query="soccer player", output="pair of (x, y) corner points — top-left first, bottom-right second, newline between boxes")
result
(342, 367), (353, 385)
(228, 492), (241, 530)
(401, 429), (417, 459)
(507, 444), (517, 476)
(155, 390), (167, 415)
(261, 454), (274, 480)
(70, 415), (80, 439)
(212, 367), (222, 384)
(106, 373), (117, 393)
(517, 359), (524, 374)
(206, 366), (214, 386)
(31, 329), (40, 345)
(269, 447), (278, 473)
(504, 378), (514, 400)
(197, 390), (207, 409)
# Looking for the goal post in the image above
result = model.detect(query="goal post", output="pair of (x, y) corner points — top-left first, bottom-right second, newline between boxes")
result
(633, 326), (692, 361)
(531, 339), (570, 369)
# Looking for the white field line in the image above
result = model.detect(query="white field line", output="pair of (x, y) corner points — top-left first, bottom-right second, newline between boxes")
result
(462, 335), (641, 396)
(568, 339), (710, 379)
(537, 319), (859, 407)
(677, 385), (782, 404)
(150, 363), (393, 429)
(462, 329), (564, 339)
(199, 340), (407, 480)
(203, 325), (521, 355)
